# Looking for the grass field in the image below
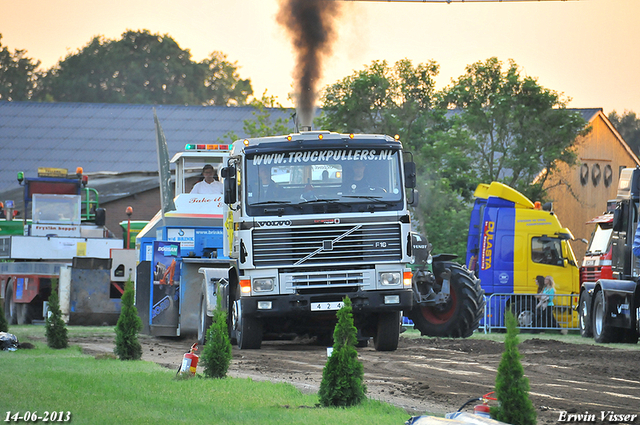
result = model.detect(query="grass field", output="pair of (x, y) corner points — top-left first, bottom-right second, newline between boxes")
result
(3, 325), (637, 424)
(1, 327), (409, 425)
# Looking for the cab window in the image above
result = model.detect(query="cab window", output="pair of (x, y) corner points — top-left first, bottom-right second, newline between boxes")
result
(531, 237), (563, 266)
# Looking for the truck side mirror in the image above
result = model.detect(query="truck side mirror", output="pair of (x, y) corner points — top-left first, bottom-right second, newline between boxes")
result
(408, 189), (419, 207)
(612, 206), (623, 232)
(221, 166), (237, 205)
(404, 162), (416, 189)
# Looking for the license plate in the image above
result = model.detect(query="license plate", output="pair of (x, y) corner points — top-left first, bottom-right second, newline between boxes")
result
(584, 260), (595, 266)
(311, 301), (343, 311)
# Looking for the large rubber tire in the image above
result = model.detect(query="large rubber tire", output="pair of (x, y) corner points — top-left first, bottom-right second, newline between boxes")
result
(4, 283), (17, 325)
(579, 291), (593, 338)
(373, 311), (400, 351)
(16, 303), (32, 325)
(593, 290), (621, 343)
(197, 296), (213, 346)
(231, 288), (263, 349)
(408, 262), (485, 338)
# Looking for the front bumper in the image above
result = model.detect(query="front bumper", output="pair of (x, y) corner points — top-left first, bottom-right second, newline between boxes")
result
(241, 288), (413, 318)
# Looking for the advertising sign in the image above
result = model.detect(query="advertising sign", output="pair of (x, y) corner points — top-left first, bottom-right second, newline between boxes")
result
(150, 241), (181, 327)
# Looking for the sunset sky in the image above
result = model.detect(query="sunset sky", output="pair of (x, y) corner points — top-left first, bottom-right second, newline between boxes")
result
(1, 0), (638, 114)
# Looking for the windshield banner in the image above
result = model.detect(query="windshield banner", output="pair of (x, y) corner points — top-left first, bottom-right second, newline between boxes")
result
(251, 149), (394, 165)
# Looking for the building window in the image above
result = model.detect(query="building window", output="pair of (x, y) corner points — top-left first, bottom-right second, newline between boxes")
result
(604, 164), (613, 187)
(580, 164), (589, 186)
(592, 164), (601, 186)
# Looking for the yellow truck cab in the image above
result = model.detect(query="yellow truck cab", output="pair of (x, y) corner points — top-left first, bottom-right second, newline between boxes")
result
(466, 182), (580, 328)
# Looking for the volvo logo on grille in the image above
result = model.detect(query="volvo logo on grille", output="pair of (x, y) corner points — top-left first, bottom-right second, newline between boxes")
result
(323, 240), (333, 250)
(256, 220), (292, 227)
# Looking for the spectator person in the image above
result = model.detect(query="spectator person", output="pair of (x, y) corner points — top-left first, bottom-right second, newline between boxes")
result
(535, 275), (545, 294)
(191, 164), (222, 194)
(536, 275), (558, 329)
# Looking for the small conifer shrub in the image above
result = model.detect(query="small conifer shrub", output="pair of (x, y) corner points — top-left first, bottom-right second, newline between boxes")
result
(201, 299), (232, 378)
(318, 296), (367, 407)
(45, 279), (68, 349)
(114, 278), (142, 360)
(492, 310), (537, 425)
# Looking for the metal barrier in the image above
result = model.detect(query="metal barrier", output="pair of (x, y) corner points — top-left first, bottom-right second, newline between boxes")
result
(483, 293), (580, 333)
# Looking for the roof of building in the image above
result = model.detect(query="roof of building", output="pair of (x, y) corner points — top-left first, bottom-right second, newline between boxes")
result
(0, 101), (295, 193)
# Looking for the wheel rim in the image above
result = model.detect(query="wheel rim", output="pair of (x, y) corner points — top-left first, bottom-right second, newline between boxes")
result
(419, 287), (457, 324)
(580, 301), (587, 330)
(199, 299), (206, 340)
(232, 299), (242, 335)
(517, 309), (534, 327)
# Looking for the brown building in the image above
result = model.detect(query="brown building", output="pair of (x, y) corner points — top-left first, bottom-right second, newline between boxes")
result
(545, 108), (640, 262)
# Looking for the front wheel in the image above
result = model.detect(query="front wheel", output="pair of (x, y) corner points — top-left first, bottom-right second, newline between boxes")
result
(16, 303), (32, 325)
(593, 290), (620, 343)
(408, 262), (485, 338)
(231, 290), (263, 349)
(579, 291), (593, 338)
(197, 296), (212, 346)
(373, 311), (400, 351)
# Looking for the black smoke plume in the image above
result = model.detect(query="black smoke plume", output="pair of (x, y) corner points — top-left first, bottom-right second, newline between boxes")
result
(277, 0), (342, 129)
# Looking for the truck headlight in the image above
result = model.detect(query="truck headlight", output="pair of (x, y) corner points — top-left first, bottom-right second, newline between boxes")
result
(380, 272), (401, 286)
(253, 278), (275, 292)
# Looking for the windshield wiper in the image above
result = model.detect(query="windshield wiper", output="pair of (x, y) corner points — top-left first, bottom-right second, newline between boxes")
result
(297, 198), (343, 205)
(341, 195), (395, 207)
(250, 200), (292, 206)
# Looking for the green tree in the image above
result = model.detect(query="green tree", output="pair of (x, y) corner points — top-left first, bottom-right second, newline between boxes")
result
(0, 34), (41, 101)
(441, 57), (588, 201)
(317, 59), (477, 257)
(35, 30), (252, 106)
(609, 110), (640, 155)
(318, 58), (439, 140)
(491, 311), (537, 425)
(45, 279), (68, 349)
(201, 302), (232, 379)
(202, 51), (253, 106)
(243, 92), (295, 136)
(318, 296), (366, 407)
(219, 92), (294, 143)
(114, 278), (142, 360)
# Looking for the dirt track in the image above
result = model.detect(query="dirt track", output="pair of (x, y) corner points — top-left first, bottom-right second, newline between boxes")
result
(70, 332), (640, 424)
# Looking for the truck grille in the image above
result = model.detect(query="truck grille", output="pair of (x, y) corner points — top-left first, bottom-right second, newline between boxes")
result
(289, 271), (367, 287)
(580, 267), (601, 283)
(253, 223), (402, 267)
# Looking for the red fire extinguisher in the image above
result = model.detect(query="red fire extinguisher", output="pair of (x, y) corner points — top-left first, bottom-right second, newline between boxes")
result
(179, 343), (199, 376)
(474, 392), (496, 418)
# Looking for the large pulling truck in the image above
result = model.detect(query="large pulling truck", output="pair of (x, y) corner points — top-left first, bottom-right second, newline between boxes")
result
(136, 129), (484, 351)
(579, 167), (640, 343)
(1, 168), (131, 325)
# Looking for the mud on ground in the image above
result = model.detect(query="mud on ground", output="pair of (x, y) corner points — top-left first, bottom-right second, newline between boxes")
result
(69, 333), (640, 424)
